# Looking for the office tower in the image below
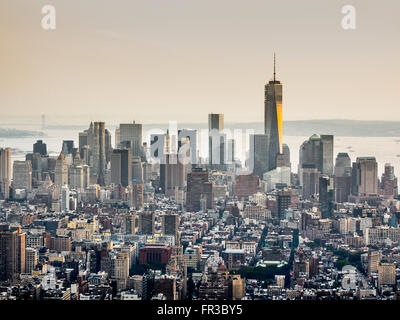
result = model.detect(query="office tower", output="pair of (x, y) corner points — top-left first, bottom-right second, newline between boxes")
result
(351, 157), (378, 196)
(115, 128), (121, 149)
(381, 163), (398, 199)
(105, 128), (112, 164)
(162, 212), (179, 238)
(12, 160), (32, 193)
(227, 139), (235, 165)
(368, 251), (380, 275)
(378, 263), (396, 288)
(0, 148), (11, 199)
(138, 211), (155, 234)
(25, 247), (38, 274)
(335, 175), (351, 203)
(160, 154), (185, 196)
(208, 113), (224, 132)
(118, 122), (142, 157)
(334, 153), (352, 203)
(61, 185), (70, 212)
(249, 134), (269, 178)
(61, 140), (75, 156)
(0, 224), (26, 281)
(264, 54), (283, 171)
(69, 165), (83, 191)
(299, 134), (322, 175)
(54, 153), (68, 186)
(301, 165), (320, 200)
(78, 131), (88, 159)
(334, 153), (351, 177)
(186, 168), (214, 212)
(208, 113), (226, 170)
(81, 122), (107, 185)
(132, 156), (143, 183)
(178, 129), (197, 166)
(319, 175), (334, 218)
(320, 135), (334, 175)
(33, 140), (47, 156)
(130, 182), (143, 209)
(111, 149), (132, 187)
(25, 152), (47, 184)
(299, 134), (334, 176)
(83, 165), (90, 189)
(282, 144), (291, 169)
(277, 189), (291, 220)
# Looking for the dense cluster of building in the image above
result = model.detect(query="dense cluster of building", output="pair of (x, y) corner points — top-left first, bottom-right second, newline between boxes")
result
(1, 61), (400, 300)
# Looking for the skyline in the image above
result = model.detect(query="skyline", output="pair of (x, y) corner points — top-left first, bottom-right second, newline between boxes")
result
(1, 0), (400, 122)
(2, 1), (400, 305)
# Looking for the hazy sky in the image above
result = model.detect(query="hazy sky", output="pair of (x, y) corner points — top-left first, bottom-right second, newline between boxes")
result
(0, 0), (399, 125)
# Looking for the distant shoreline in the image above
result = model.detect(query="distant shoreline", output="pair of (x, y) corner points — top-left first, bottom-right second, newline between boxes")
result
(1, 119), (400, 137)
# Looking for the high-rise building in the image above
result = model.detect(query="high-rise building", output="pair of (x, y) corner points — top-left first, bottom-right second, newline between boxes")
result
(0, 148), (11, 199)
(79, 132), (88, 159)
(61, 140), (75, 156)
(12, 160), (32, 193)
(320, 135), (334, 175)
(138, 211), (155, 235)
(319, 175), (334, 218)
(186, 168), (214, 212)
(54, 153), (68, 187)
(80, 122), (107, 185)
(381, 163), (398, 199)
(0, 224), (26, 281)
(299, 134), (334, 177)
(114, 252), (130, 290)
(334, 153), (351, 177)
(351, 157), (378, 196)
(118, 122), (142, 158)
(264, 54), (283, 172)
(208, 113), (224, 132)
(249, 134), (269, 178)
(334, 153), (352, 203)
(162, 212), (179, 238)
(208, 113), (226, 170)
(132, 156), (143, 184)
(61, 185), (70, 212)
(25, 247), (38, 274)
(33, 140), (47, 156)
(160, 154), (185, 196)
(301, 165), (320, 200)
(282, 144), (291, 169)
(368, 251), (380, 275)
(70, 155), (84, 191)
(277, 189), (291, 220)
(111, 149), (132, 188)
(83, 165), (90, 190)
(130, 182), (143, 209)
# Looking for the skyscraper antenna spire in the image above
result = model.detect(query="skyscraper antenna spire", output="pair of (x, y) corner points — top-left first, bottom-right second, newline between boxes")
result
(273, 52), (276, 82)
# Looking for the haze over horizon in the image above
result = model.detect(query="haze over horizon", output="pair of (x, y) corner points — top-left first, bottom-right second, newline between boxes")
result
(1, 0), (399, 123)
